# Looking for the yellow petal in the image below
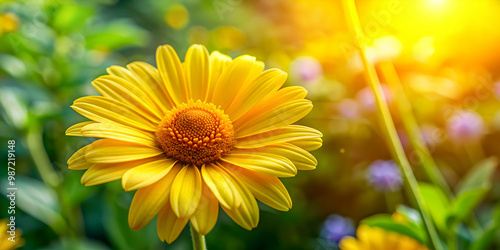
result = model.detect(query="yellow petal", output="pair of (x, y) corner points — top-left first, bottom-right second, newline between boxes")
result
(225, 163), (292, 211)
(235, 99), (313, 138)
(225, 69), (287, 121)
(72, 96), (157, 132)
(92, 75), (163, 121)
(207, 51), (232, 101)
(289, 137), (323, 151)
(234, 86), (307, 126)
(65, 121), (95, 136)
(185, 44), (210, 101)
(126, 62), (176, 113)
(67, 145), (93, 170)
(156, 45), (188, 105)
(170, 164), (203, 218)
(201, 162), (242, 209)
(219, 167), (259, 230)
(157, 200), (189, 243)
(128, 163), (182, 230)
(81, 158), (154, 186)
(122, 157), (177, 191)
(81, 123), (158, 148)
(235, 125), (323, 149)
(237, 143), (317, 170)
(85, 139), (163, 163)
(211, 55), (257, 110)
(190, 183), (219, 235)
(221, 152), (296, 177)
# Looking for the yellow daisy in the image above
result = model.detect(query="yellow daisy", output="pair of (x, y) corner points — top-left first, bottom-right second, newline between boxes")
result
(0, 219), (24, 250)
(66, 44), (322, 243)
(339, 225), (429, 250)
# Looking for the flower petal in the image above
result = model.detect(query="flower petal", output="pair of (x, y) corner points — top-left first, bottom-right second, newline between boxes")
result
(85, 139), (163, 163)
(225, 69), (287, 121)
(122, 157), (177, 191)
(233, 86), (308, 126)
(207, 51), (232, 101)
(185, 44), (210, 101)
(126, 62), (176, 113)
(170, 164), (202, 218)
(221, 152), (297, 177)
(201, 162), (242, 209)
(81, 123), (158, 148)
(211, 55), (258, 110)
(289, 137), (323, 151)
(225, 163), (292, 211)
(190, 183), (219, 235)
(128, 163), (182, 230)
(235, 125), (323, 149)
(156, 45), (188, 105)
(235, 99), (313, 138)
(66, 121), (96, 136)
(92, 75), (163, 121)
(157, 200), (189, 244)
(80, 158), (155, 186)
(235, 143), (317, 170)
(67, 145), (92, 170)
(219, 167), (259, 230)
(72, 96), (157, 132)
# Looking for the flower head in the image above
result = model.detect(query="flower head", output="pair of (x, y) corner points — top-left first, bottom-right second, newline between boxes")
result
(67, 44), (322, 243)
(366, 160), (402, 192)
(320, 214), (355, 244)
(0, 219), (24, 250)
(339, 225), (428, 250)
(446, 110), (484, 144)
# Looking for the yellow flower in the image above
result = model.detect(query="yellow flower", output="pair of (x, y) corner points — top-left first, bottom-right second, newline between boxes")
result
(339, 225), (428, 250)
(0, 219), (24, 250)
(67, 44), (322, 243)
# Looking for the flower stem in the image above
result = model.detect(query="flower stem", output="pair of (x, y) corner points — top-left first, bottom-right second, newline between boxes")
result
(341, 1), (442, 249)
(190, 223), (207, 250)
(25, 124), (60, 189)
(379, 61), (454, 199)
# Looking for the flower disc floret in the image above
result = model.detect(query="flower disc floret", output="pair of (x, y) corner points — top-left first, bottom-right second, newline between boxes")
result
(155, 100), (235, 166)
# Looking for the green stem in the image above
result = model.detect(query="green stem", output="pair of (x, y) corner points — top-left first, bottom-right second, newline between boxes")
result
(190, 223), (207, 250)
(341, 1), (442, 249)
(25, 124), (60, 189)
(379, 61), (454, 199)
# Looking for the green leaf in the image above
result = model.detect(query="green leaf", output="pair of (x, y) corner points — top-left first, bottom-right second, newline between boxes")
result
(61, 171), (98, 205)
(419, 182), (450, 232)
(85, 20), (149, 51)
(53, 4), (94, 33)
(469, 206), (500, 250)
(448, 188), (488, 225)
(0, 54), (26, 78)
(456, 157), (497, 195)
(0, 87), (28, 129)
(447, 157), (497, 225)
(1, 176), (66, 233)
(395, 204), (423, 228)
(361, 214), (427, 244)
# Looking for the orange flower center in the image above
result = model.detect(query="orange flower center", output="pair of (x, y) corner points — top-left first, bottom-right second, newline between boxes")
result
(155, 100), (235, 166)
